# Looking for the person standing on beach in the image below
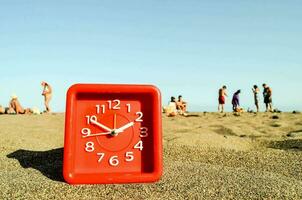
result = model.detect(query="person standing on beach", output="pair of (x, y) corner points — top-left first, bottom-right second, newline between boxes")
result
(218, 85), (228, 113)
(252, 85), (260, 112)
(232, 90), (241, 112)
(262, 83), (273, 112)
(41, 81), (52, 113)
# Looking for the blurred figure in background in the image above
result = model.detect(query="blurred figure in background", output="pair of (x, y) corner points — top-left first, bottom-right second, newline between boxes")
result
(232, 90), (241, 112)
(41, 81), (52, 113)
(262, 84), (273, 112)
(164, 96), (178, 117)
(218, 85), (228, 113)
(8, 94), (32, 114)
(176, 95), (187, 115)
(252, 85), (260, 112)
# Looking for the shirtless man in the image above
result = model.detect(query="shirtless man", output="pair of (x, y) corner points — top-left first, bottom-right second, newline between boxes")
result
(218, 85), (228, 113)
(176, 95), (187, 115)
(9, 95), (31, 114)
(262, 83), (273, 112)
(41, 81), (52, 113)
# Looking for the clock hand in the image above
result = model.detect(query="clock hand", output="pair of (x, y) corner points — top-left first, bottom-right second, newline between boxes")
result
(82, 131), (112, 138)
(90, 118), (113, 132)
(114, 114), (117, 129)
(115, 122), (135, 134)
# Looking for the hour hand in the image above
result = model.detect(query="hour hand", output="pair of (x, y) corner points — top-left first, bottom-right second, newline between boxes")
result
(115, 122), (134, 134)
(90, 118), (112, 132)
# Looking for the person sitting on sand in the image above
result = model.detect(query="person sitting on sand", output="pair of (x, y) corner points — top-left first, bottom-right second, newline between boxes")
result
(41, 81), (52, 113)
(232, 90), (241, 112)
(176, 95), (187, 115)
(252, 85), (260, 112)
(262, 83), (273, 112)
(218, 85), (228, 113)
(8, 95), (32, 114)
(165, 96), (178, 117)
(0, 105), (5, 114)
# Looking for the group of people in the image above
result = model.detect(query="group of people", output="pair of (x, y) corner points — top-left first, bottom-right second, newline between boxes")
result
(218, 83), (273, 113)
(164, 83), (273, 117)
(164, 95), (188, 117)
(0, 81), (52, 115)
(2, 81), (274, 115)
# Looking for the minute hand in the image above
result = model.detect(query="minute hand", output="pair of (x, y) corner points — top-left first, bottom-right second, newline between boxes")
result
(82, 131), (111, 138)
(115, 122), (134, 134)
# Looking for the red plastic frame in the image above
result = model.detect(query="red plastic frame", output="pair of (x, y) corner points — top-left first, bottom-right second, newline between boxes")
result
(63, 84), (163, 184)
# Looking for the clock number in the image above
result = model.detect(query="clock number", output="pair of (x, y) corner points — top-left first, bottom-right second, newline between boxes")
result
(112, 100), (121, 110)
(81, 128), (91, 137)
(109, 156), (119, 166)
(85, 115), (90, 124)
(107, 100), (112, 109)
(134, 140), (143, 151)
(140, 127), (148, 137)
(101, 105), (105, 114)
(85, 142), (95, 152)
(96, 100), (120, 114)
(135, 112), (143, 122)
(126, 104), (131, 113)
(125, 152), (134, 162)
(107, 100), (121, 110)
(86, 115), (97, 124)
(97, 153), (105, 163)
(96, 105), (106, 114)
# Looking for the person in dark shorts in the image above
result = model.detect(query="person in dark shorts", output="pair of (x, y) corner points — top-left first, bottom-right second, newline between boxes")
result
(218, 85), (227, 113)
(252, 85), (260, 112)
(262, 83), (273, 112)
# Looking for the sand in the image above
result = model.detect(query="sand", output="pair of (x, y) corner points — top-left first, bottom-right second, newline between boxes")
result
(1, 112), (302, 199)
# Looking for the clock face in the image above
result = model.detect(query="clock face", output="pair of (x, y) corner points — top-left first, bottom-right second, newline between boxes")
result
(63, 84), (162, 184)
(76, 99), (146, 173)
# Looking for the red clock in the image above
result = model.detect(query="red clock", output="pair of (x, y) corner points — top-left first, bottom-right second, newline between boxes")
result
(63, 84), (163, 184)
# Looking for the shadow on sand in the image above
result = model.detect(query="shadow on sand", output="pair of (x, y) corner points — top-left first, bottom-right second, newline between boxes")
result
(7, 148), (64, 182)
(268, 139), (302, 151)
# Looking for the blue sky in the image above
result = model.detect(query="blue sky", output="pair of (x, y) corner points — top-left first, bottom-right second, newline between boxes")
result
(0, 0), (301, 112)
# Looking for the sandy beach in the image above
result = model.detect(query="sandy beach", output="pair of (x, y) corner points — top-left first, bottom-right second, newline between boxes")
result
(1, 112), (302, 199)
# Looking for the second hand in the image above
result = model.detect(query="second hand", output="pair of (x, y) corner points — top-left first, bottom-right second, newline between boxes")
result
(114, 113), (117, 130)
